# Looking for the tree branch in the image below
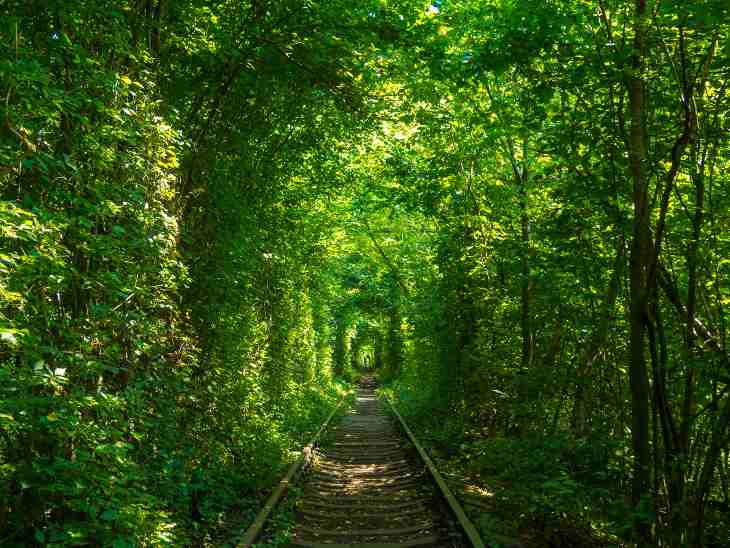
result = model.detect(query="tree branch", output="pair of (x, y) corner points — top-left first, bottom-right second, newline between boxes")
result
(361, 215), (410, 298)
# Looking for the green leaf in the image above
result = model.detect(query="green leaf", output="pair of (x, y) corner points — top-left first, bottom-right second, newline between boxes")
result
(101, 509), (117, 521)
(0, 330), (19, 347)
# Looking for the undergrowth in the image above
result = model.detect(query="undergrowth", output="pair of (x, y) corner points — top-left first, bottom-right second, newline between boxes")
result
(381, 380), (628, 547)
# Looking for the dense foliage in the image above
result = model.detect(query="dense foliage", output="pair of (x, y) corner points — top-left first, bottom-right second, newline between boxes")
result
(0, 1), (375, 544)
(1, 0), (729, 547)
(372, 2), (730, 546)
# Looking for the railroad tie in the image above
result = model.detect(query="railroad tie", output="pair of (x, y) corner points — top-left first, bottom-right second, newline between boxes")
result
(290, 382), (449, 548)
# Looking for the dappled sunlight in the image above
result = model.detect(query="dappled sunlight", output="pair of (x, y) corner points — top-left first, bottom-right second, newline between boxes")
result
(293, 379), (442, 545)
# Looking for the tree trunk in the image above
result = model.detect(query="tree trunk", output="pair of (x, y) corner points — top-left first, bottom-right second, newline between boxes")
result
(693, 395), (730, 547)
(572, 237), (624, 436)
(519, 139), (532, 371)
(626, 1), (652, 544)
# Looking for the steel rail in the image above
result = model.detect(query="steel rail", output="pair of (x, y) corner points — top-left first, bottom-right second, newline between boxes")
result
(385, 398), (486, 548)
(237, 394), (350, 548)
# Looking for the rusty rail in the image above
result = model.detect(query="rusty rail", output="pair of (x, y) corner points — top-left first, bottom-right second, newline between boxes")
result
(236, 394), (349, 548)
(386, 398), (486, 548)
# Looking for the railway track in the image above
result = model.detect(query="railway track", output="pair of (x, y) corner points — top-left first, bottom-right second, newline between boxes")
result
(238, 377), (482, 547)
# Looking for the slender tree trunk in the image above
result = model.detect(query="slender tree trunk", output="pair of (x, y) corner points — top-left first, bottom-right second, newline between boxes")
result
(681, 38), (718, 545)
(519, 139), (532, 370)
(573, 237), (624, 436)
(626, 1), (652, 544)
(673, 141), (704, 546)
(693, 395), (730, 547)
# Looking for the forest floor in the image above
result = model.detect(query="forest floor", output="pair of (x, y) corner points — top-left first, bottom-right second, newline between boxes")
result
(377, 389), (621, 548)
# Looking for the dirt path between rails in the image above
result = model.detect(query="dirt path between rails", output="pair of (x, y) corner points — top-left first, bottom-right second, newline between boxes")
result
(289, 378), (453, 547)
